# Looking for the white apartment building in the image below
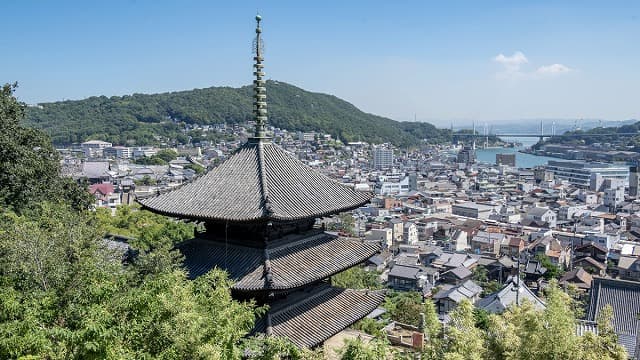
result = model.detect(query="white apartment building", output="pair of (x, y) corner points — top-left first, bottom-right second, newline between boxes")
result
(373, 146), (393, 170)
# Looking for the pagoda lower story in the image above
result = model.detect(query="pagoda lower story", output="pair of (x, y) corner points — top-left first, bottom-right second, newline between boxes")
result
(177, 228), (384, 347)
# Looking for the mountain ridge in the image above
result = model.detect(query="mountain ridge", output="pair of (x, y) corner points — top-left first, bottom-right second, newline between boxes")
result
(24, 80), (450, 147)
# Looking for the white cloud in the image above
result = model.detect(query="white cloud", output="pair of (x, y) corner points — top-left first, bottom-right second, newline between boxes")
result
(536, 63), (572, 75)
(493, 51), (528, 73)
(493, 51), (572, 79)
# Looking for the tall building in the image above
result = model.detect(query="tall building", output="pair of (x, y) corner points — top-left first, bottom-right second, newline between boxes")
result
(457, 144), (476, 166)
(373, 145), (393, 170)
(139, 16), (383, 348)
(630, 166), (640, 197)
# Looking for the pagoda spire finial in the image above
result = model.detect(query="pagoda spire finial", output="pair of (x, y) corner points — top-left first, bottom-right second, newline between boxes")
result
(252, 14), (269, 140)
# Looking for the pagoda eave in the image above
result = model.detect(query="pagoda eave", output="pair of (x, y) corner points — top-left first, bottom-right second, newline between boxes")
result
(177, 231), (381, 292)
(252, 284), (386, 348)
(139, 197), (373, 225)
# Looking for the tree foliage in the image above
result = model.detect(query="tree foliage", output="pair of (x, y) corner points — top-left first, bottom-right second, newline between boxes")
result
(0, 83), (92, 213)
(332, 266), (382, 290)
(0, 204), (262, 359)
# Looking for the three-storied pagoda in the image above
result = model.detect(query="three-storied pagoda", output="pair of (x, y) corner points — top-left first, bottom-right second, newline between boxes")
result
(139, 15), (384, 348)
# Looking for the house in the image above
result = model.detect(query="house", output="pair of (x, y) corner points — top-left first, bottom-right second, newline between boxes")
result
(81, 161), (111, 184)
(588, 278), (640, 359)
(574, 243), (608, 263)
(529, 235), (570, 269)
(431, 252), (478, 271)
(89, 183), (120, 208)
(559, 267), (593, 291)
(475, 279), (545, 313)
(617, 255), (640, 281)
(523, 207), (557, 228)
(502, 237), (525, 256)
(523, 260), (547, 282)
(448, 228), (469, 252)
(418, 247), (443, 266)
(440, 266), (473, 285)
(484, 256), (518, 283)
(573, 257), (606, 276)
(434, 280), (482, 314)
(387, 265), (426, 292)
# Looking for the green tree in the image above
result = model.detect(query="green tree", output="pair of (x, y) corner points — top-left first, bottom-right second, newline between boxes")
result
(442, 300), (486, 360)
(340, 338), (392, 360)
(536, 254), (563, 279)
(332, 266), (382, 290)
(155, 148), (179, 163)
(0, 83), (91, 213)
(383, 291), (426, 327)
(0, 204), (269, 359)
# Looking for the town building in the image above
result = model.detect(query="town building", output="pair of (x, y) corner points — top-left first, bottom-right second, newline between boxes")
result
(81, 140), (112, 157)
(103, 146), (131, 159)
(495, 153), (516, 167)
(452, 202), (494, 219)
(373, 145), (393, 170)
(545, 160), (629, 190)
(475, 279), (545, 313)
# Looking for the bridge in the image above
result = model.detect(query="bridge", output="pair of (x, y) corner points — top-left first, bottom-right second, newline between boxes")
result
(453, 132), (640, 138)
(453, 120), (640, 139)
(454, 132), (640, 138)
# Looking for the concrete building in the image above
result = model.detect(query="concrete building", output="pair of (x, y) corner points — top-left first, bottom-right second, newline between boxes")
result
(373, 146), (393, 170)
(452, 202), (494, 219)
(604, 187), (624, 210)
(366, 228), (393, 249)
(81, 140), (112, 157)
(533, 166), (554, 184)
(403, 222), (419, 244)
(457, 145), (476, 166)
(545, 160), (629, 190)
(103, 146), (131, 159)
(377, 176), (411, 195)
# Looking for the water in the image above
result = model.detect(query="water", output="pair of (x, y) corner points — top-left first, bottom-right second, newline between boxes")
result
(475, 137), (556, 168)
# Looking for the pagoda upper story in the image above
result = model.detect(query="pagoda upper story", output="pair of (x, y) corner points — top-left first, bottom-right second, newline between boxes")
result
(140, 14), (371, 227)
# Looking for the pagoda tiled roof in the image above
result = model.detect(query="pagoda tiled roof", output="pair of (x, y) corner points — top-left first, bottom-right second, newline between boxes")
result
(588, 277), (640, 359)
(178, 230), (381, 291)
(139, 141), (372, 222)
(253, 284), (385, 348)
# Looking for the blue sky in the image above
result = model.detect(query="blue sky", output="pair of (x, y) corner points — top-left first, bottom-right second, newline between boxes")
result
(2, 1), (639, 125)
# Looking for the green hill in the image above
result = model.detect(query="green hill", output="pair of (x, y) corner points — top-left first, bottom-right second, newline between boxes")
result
(25, 81), (450, 147)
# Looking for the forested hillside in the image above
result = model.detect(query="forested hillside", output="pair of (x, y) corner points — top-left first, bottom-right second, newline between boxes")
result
(25, 81), (451, 147)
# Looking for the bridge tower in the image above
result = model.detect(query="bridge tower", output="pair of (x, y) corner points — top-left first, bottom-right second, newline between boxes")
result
(472, 121), (477, 150)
